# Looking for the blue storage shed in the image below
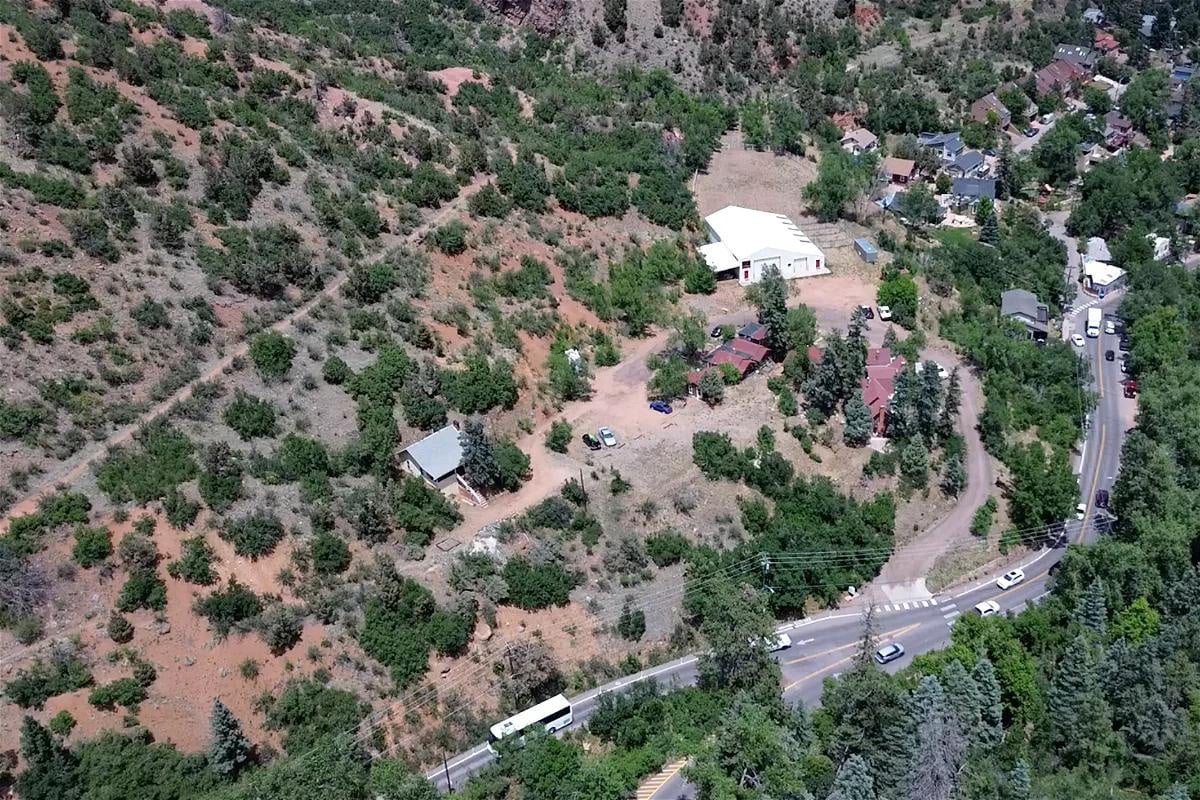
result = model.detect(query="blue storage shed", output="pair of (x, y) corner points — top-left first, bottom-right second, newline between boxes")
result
(854, 238), (878, 264)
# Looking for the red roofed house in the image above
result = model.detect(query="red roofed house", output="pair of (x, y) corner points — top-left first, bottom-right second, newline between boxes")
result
(1094, 28), (1119, 54)
(861, 348), (907, 434)
(800, 345), (907, 434)
(728, 338), (771, 363)
(708, 347), (754, 378)
(1034, 59), (1088, 97)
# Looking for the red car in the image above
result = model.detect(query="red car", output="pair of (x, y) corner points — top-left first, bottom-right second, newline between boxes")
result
(1123, 379), (1138, 399)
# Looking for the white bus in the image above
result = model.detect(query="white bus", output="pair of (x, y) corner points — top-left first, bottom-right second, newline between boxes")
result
(1086, 307), (1102, 338)
(487, 694), (573, 752)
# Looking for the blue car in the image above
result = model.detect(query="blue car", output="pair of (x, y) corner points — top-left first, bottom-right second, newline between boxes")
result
(649, 400), (673, 414)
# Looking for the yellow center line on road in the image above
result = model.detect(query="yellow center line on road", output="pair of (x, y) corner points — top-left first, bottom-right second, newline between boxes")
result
(781, 622), (922, 691)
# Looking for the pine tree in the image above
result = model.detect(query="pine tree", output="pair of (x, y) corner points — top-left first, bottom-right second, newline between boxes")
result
(941, 660), (982, 747)
(1165, 784), (1192, 800)
(1077, 579), (1107, 636)
(941, 455), (966, 497)
(996, 141), (1015, 199)
(16, 716), (82, 800)
(938, 368), (962, 439)
(971, 658), (1003, 748)
(459, 419), (499, 493)
(1005, 759), (1031, 800)
(908, 676), (963, 800)
(980, 211), (1001, 245)
(753, 266), (789, 353)
(900, 439), (930, 488)
(209, 698), (253, 780)
(917, 361), (944, 442)
(844, 390), (875, 447)
(804, 331), (847, 416)
(1047, 634), (1112, 766)
(887, 366), (920, 439)
(846, 311), (868, 381)
(828, 754), (877, 800)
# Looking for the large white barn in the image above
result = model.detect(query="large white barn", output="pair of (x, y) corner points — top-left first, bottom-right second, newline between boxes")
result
(699, 206), (829, 287)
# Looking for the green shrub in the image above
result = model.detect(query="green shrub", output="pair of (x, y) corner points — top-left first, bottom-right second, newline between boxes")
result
(971, 497), (998, 537)
(249, 331), (296, 381)
(89, 677), (147, 711)
(427, 609), (472, 656)
(503, 557), (576, 609)
(107, 613), (134, 644)
(265, 678), (366, 754)
(49, 710), (76, 737)
(117, 570), (167, 612)
(259, 603), (303, 654)
(429, 220), (468, 254)
(323, 356), (352, 385)
(276, 435), (331, 481)
(64, 211), (118, 261)
(162, 489), (200, 529)
(310, 531), (351, 575)
(4, 653), (93, 709)
(616, 600), (646, 641)
(72, 525), (112, 567)
(691, 431), (747, 481)
(95, 423), (196, 504)
(167, 536), (218, 585)
(131, 298), (170, 330)
(223, 391), (277, 439)
(646, 531), (691, 567)
(195, 578), (262, 636)
(545, 420), (573, 453)
(221, 513), (285, 558)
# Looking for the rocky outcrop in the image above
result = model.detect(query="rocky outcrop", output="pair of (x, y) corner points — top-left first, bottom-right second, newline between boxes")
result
(481, 0), (569, 36)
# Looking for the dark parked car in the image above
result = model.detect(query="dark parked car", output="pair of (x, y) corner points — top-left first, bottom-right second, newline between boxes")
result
(1024, 127), (1037, 137)
(1096, 489), (1110, 509)
(649, 400), (673, 415)
(858, 304), (875, 319)
(1105, 350), (1114, 361)
(582, 433), (601, 451)
(1118, 337), (1131, 351)
(710, 326), (722, 339)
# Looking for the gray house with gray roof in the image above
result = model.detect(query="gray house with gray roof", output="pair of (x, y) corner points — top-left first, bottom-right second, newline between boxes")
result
(399, 423), (465, 489)
(1001, 289), (1050, 341)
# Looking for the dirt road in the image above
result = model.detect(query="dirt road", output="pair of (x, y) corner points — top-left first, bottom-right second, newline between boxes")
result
(864, 345), (993, 601)
(0, 178), (490, 531)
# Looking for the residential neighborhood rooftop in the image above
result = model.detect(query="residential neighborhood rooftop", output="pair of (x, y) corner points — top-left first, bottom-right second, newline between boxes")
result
(952, 177), (997, 200)
(1084, 259), (1126, 286)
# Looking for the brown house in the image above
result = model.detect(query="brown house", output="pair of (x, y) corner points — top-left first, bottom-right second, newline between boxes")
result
(881, 157), (917, 184)
(970, 92), (1011, 129)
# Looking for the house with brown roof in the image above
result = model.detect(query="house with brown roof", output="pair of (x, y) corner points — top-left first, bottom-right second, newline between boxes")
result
(840, 128), (879, 156)
(881, 157), (916, 184)
(861, 348), (908, 435)
(970, 92), (1011, 129)
(1094, 28), (1119, 54)
(1034, 59), (1089, 97)
(804, 346), (908, 435)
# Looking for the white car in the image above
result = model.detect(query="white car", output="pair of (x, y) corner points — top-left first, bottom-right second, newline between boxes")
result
(767, 633), (792, 652)
(996, 569), (1025, 590)
(974, 600), (1001, 617)
(1076, 502), (1087, 520)
(597, 427), (617, 447)
(877, 305), (893, 321)
(1104, 320), (1116, 335)
(1071, 333), (1086, 348)
(915, 362), (950, 381)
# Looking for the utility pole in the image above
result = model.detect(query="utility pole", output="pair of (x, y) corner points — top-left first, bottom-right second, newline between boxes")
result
(443, 753), (453, 794)
(579, 467), (588, 512)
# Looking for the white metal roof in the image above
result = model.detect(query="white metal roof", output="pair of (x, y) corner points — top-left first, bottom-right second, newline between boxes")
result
(1083, 260), (1126, 286)
(703, 206), (823, 264)
(698, 241), (739, 271)
(403, 424), (463, 480)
